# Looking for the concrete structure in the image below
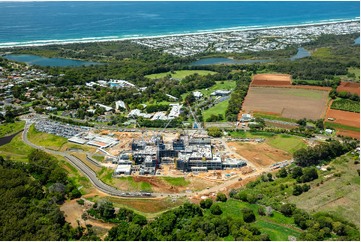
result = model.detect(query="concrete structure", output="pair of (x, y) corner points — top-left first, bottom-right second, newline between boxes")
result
(108, 79), (135, 88)
(114, 165), (132, 175)
(211, 90), (231, 96)
(240, 113), (252, 122)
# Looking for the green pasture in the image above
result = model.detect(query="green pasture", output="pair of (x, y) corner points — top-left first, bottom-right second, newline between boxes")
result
(266, 134), (307, 154)
(27, 124), (68, 150)
(202, 99), (229, 121)
(312, 47), (333, 59)
(214, 199), (301, 240)
(331, 98), (360, 113)
(325, 122), (360, 132)
(181, 80), (236, 100)
(253, 113), (297, 123)
(145, 70), (217, 80)
(0, 121), (25, 137)
(229, 132), (306, 154)
(162, 177), (190, 186)
(0, 133), (34, 162)
(287, 152), (360, 227)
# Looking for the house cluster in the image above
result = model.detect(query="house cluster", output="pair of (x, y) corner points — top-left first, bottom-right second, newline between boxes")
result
(132, 21), (360, 56)
(128, 103), (182, 120)
(0, 63), (50, 108)
(86, 79), (136, 89)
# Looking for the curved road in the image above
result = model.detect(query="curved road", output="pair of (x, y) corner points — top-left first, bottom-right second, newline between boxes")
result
(22, 120), (146, 197)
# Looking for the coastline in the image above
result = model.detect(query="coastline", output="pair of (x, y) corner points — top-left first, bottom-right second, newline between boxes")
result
(0, 18), (359, 49)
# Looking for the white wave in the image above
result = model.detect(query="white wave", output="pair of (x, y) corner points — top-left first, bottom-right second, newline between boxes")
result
(0, 17), (359, 49)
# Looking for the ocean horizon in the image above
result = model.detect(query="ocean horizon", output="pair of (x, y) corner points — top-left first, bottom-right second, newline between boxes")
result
(0, 1), (359, 48)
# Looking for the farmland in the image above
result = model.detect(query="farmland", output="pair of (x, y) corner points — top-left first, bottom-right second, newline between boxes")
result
(331, 98), (360, 113)
(336, 81), (360, 95)
(145, 70), (217, 80)
(325, 108), (360, 128)
(242, 87), (330, 120)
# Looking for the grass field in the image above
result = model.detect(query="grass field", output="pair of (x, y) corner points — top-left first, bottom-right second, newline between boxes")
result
(229, 131), (306, 154)
(104, 196), (187, 219)
(145, 70), (217, 80)
(27, 124), (68, 150)
(331, 98), (360, 113)
(161, 177), (190, 186)
(266, 134), (307, 154)
(0, 121), (25, 137)
(0, 133), (34, 162)
(287, 152), (360, 227)
(293, 79), (324, 85)
(348, 67), (360, 81)
(203, 99), (229, 121)
(213, 199), (301, 240)
(325, 121), (360, 132)
(181, 80), (236, 100)
(253, 112), (297, 123)
(312, 47), (333, 59)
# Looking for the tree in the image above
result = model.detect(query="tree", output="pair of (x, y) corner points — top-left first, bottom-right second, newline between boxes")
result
(277, 167), (288, 178)
(293, 185), (304, 196)
(216, 192), (227, 202)
(280, 203), (296, 217)
(97, 201), (115, 220)
(242, 208), (256, 223)
(200, 198), (213, 209)
(291, 166), (303, 179)
(207, 127), (222, 137)
(210, 204), (222, 215)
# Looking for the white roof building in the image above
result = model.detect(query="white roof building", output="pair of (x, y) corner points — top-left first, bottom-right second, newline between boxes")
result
(168, 103), (182, 119)
(151, 112), (168, 121)
(115, 100), (126, 110)
(193, 91), (203, 99)
(96, 103), (113, 112)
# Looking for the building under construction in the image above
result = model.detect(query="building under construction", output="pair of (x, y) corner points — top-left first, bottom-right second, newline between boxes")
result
(114, 134), (247, 176)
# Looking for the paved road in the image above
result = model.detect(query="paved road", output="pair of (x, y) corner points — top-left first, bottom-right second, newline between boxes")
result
(22, 120), (152, 198)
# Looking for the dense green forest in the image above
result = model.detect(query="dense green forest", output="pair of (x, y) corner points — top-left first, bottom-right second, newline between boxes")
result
(0, 150), (99, 241)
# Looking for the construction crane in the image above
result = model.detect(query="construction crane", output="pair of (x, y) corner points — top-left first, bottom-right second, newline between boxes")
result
(186, 101), (203, 139)
(154, 118), (173, 175)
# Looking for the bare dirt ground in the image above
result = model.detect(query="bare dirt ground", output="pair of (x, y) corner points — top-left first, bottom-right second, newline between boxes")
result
(336, 81), (360, 96)
(336, 130), (360, 139)
(242, 86), (330, 120)
(252, 74), (292, 86)
(325, 108), (360, 128)
(227, 141), (291, 168)
(60, 199), (115, 239)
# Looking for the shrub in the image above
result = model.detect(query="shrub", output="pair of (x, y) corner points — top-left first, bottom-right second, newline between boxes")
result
(216, 192), (227, 202)
(200, 198), (213, 209)
(242, 208), (256, 223)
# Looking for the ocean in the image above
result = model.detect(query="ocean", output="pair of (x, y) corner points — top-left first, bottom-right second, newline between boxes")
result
(0, 1), (359, 48)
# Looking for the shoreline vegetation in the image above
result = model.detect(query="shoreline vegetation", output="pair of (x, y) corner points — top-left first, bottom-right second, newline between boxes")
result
(0, 18), (359, 49)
